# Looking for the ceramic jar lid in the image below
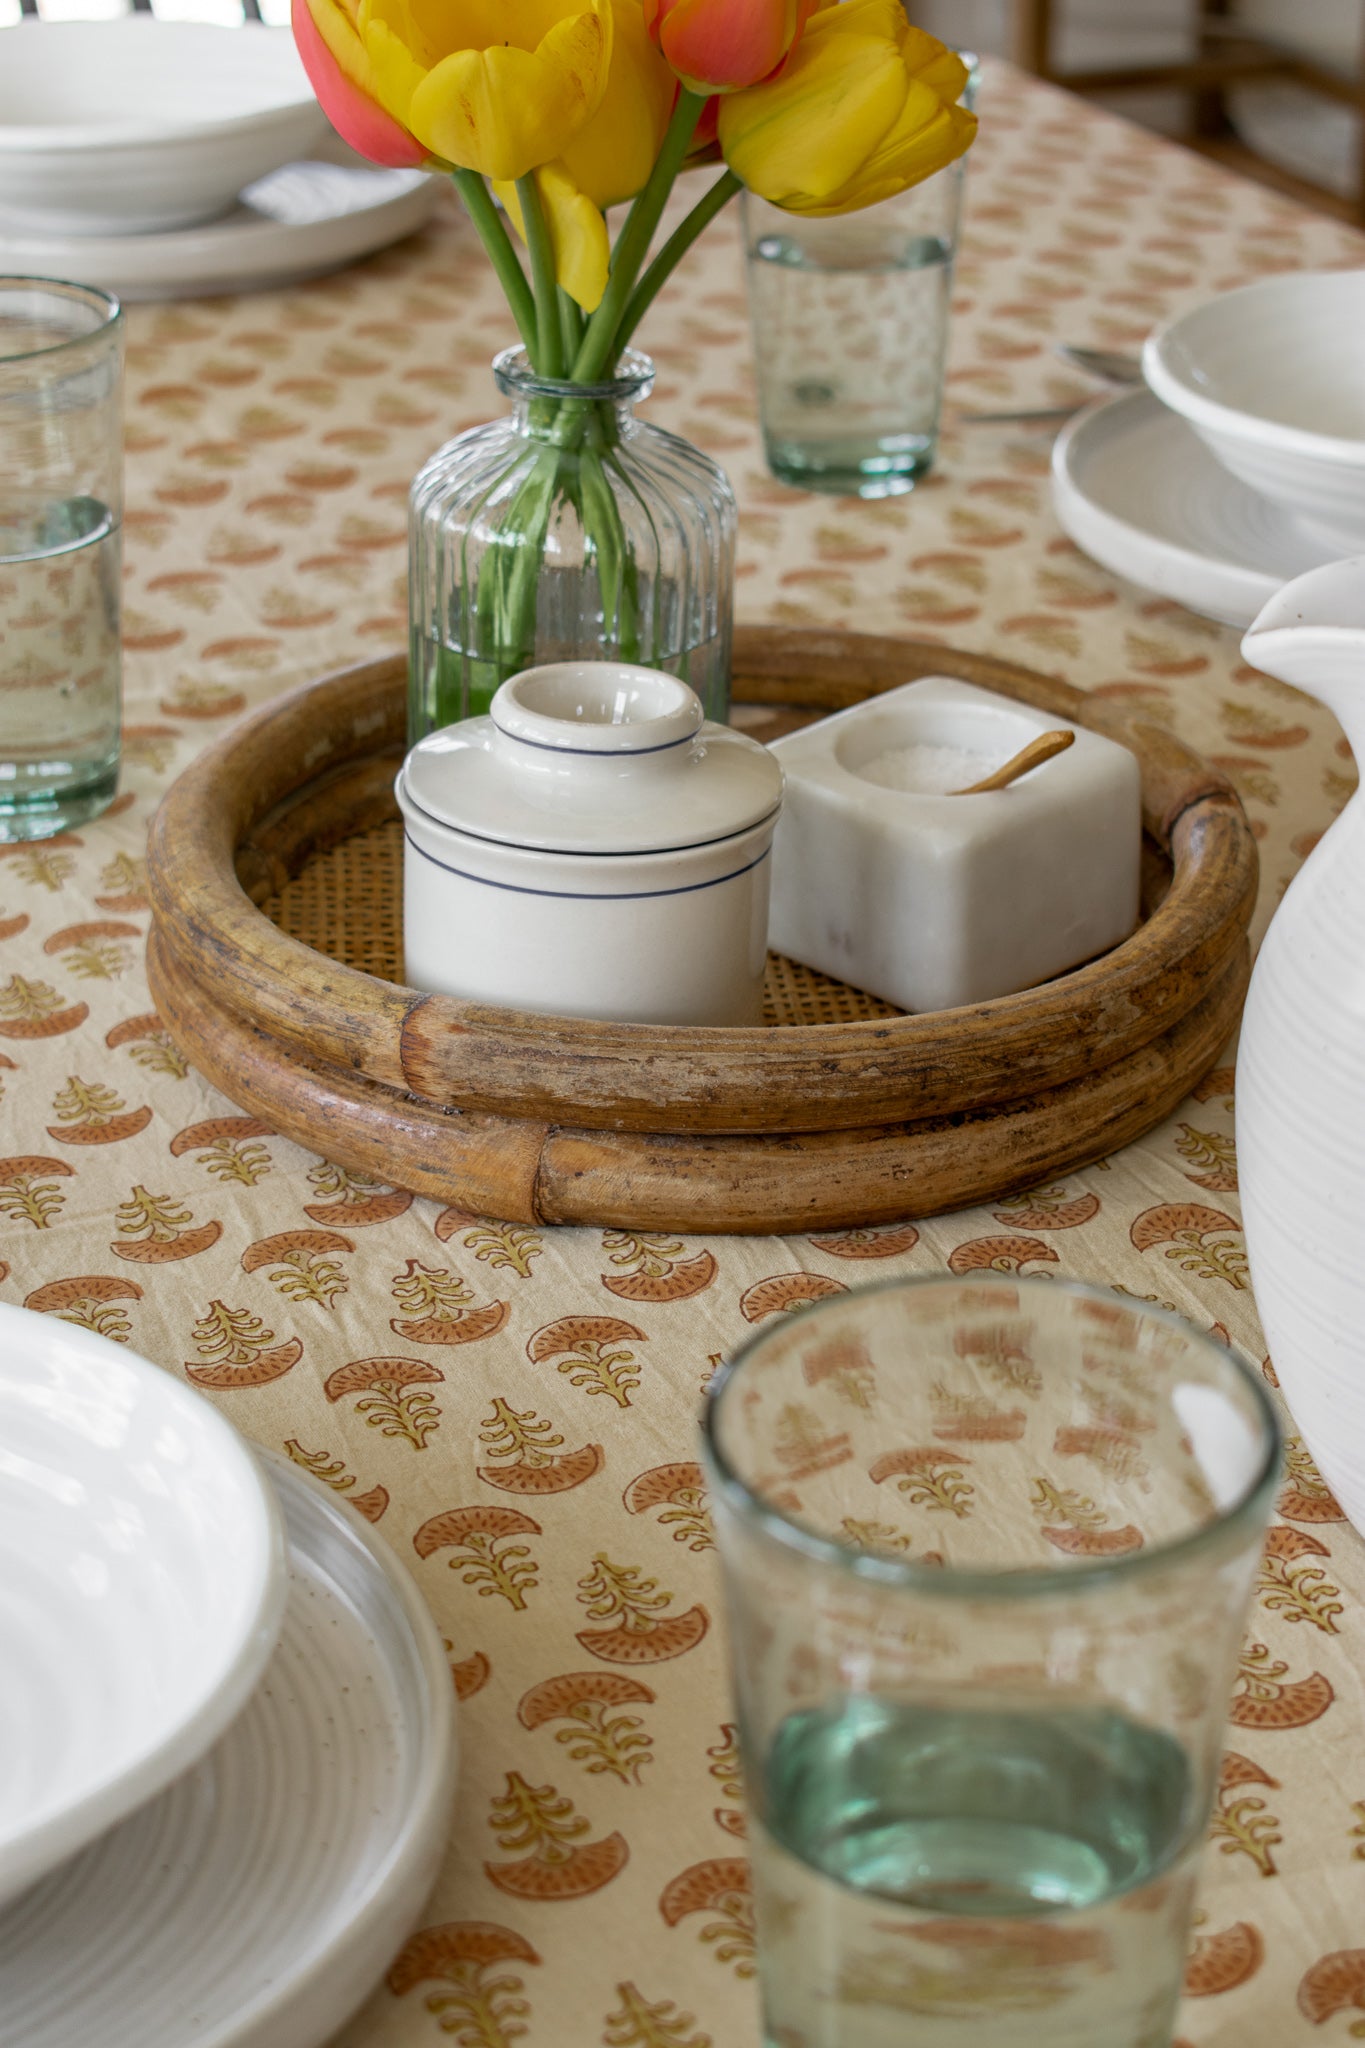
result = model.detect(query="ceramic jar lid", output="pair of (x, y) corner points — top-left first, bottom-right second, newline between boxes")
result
(400, 661), (784, 856)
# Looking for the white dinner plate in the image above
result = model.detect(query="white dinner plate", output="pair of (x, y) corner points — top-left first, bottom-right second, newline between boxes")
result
(0, 1304), (286, 1910)
(0, 1454), (457, 2048)
(1051, 388), (1336, 629)
(0, 159), (440, 302)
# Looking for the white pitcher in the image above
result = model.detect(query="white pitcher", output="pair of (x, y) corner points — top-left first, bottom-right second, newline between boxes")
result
(1238, 556), (1365, 1532)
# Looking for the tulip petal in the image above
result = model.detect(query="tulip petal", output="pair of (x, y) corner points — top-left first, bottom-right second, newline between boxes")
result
(795, 100), (977, 215)
(557, 0), (675, 209)
(495, 162), (610, 311)
(292, 0), (427, 166)
(408, 8), (611, 179)
(897, 22), (970, 91)
(718, 3), (974, 215)
(653, 0), (814, 90)
(357, 0), (428, 128)
(720, 31), (908, 204)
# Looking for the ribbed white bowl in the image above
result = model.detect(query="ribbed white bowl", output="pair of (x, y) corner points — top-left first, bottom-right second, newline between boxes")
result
(0, 1305), (286, 1910)
(0, 1454), (457, 2048)
(1144, 268), (1365, 552)
(0, 19), (328, 235)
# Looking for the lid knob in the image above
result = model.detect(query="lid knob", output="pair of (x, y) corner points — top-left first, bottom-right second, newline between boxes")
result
(492, 662), (703, 757)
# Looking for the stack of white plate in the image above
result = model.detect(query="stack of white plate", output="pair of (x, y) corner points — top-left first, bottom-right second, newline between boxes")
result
(1051, 267), (1365, 628)
(0, 18), (439, 300)
(0, 1302), (456, 2048)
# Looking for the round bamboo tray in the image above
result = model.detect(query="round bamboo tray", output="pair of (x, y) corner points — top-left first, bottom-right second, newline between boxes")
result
(146, 627), (1257, 1233)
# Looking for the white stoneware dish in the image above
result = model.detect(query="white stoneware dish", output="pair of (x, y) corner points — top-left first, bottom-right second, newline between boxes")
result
(1237, 556), (1365, 1537)
(398, 661), (784, 1026)
(0, 19), (328, 236)
(1052, 390), (1333, 629)
(1143, 268), (1365, 553)
(768, 676), (1141, 1014)
(0, 1452), (458, 2048)
(0, 158), (437, 304)
(0, 1304), (286, 1912)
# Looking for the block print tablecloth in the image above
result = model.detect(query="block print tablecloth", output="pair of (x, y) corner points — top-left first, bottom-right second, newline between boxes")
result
(4, 59), (1365, 2048)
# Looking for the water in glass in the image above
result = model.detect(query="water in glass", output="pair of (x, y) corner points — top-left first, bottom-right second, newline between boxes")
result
(0, 496), (121, 831)
(747, 225), (955, 497)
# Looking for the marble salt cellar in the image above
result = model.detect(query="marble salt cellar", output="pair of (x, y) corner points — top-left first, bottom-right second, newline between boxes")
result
(767, 676), (1142, 1014)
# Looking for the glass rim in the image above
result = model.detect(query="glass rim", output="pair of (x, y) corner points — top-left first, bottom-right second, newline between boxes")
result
(0, 276), (122, 364)
(700, 1272), (1282, 1601)
(492, 343), (653, 404)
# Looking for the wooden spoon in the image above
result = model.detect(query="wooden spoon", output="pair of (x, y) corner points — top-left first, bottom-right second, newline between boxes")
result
(953, 728), (1074, 794)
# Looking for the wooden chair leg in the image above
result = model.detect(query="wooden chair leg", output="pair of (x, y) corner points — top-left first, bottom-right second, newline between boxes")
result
(1014, 0), (1053, 78)
(1193, 0), (1235, 137)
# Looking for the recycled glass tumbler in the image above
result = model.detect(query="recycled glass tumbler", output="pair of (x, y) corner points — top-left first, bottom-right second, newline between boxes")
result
(0, 278), (124, 841)
(701, 1274), (1280, 2048)
(741, 57), (977, 499)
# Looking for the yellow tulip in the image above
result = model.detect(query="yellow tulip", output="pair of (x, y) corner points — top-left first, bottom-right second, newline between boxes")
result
(324, 0), (616, 182)
(717, 0), (975, 216)
(494, 0), (676, 313)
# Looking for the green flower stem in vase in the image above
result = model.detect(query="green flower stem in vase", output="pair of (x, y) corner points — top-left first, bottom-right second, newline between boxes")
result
(408, 344), (736, 735)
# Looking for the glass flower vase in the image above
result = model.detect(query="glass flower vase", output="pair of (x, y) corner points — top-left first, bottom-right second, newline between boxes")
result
(408, 347), (737, 740)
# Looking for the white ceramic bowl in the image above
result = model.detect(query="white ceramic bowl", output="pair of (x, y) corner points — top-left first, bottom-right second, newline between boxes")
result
(0, 19), (329, 236)
(1143, 268), (1365, 552)
(0, 1304), (286, 1909)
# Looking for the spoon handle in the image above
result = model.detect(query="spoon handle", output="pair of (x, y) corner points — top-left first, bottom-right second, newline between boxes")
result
(954, 728), (1075, 794)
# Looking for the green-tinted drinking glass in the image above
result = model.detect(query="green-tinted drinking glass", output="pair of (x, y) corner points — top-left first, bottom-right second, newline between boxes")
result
(0, 279), (124, 841)
(740, 60), (977, 500)
(701, 1274), (1280, 2048)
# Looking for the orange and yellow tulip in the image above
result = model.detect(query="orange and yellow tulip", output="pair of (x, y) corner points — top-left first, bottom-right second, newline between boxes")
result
(644, 0), (815, 91)
(291, 0), (614, 182)
(494, 0), (675, 310)
(718, 1), (975, 215)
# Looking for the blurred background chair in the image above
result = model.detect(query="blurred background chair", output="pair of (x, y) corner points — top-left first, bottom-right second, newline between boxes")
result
(910, 0), (1365, 221)
(3, 0), (287, 27)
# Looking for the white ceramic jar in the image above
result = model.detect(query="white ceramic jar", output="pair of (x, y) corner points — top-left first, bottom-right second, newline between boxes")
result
(396, 662), (783, 1027)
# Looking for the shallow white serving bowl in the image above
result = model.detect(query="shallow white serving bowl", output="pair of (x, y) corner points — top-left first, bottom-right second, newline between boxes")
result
(1052, 389), (1334, 629)
(0, 19), (329, 235)
(1143, 268), (1365, 553)
(0, 1304), (286, 1910)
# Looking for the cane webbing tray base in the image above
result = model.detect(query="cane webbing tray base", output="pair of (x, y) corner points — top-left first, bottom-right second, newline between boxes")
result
(146, 626), (1258, 1232)
(262, 816), (904, 1029)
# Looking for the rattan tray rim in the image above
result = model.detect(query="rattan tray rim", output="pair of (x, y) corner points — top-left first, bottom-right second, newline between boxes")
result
(146, 627), (1257, 1140)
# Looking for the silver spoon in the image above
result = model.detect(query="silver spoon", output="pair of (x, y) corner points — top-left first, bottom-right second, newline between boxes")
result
(1054, 344), (1143, 386)
(957, 343), (1144, 428)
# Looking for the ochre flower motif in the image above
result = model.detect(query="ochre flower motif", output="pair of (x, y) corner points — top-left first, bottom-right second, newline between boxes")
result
(325, 1355), (444, 1448)
(414, 1504), (542, 1609)
(477, 1395), (604, 1493)
(658, 1858), (755, 1978)
(518, 1671), (656, 1785)
(387, 1921), (541, 2040)
(485, 1771), (628, 1898)
(184, 1300), (303, 1390)
(24, 1273), (142, 1344)
(1184, 1920), (1263, 1997)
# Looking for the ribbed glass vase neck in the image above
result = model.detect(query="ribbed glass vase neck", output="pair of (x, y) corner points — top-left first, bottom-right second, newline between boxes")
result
(492, 345), (655, 407)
